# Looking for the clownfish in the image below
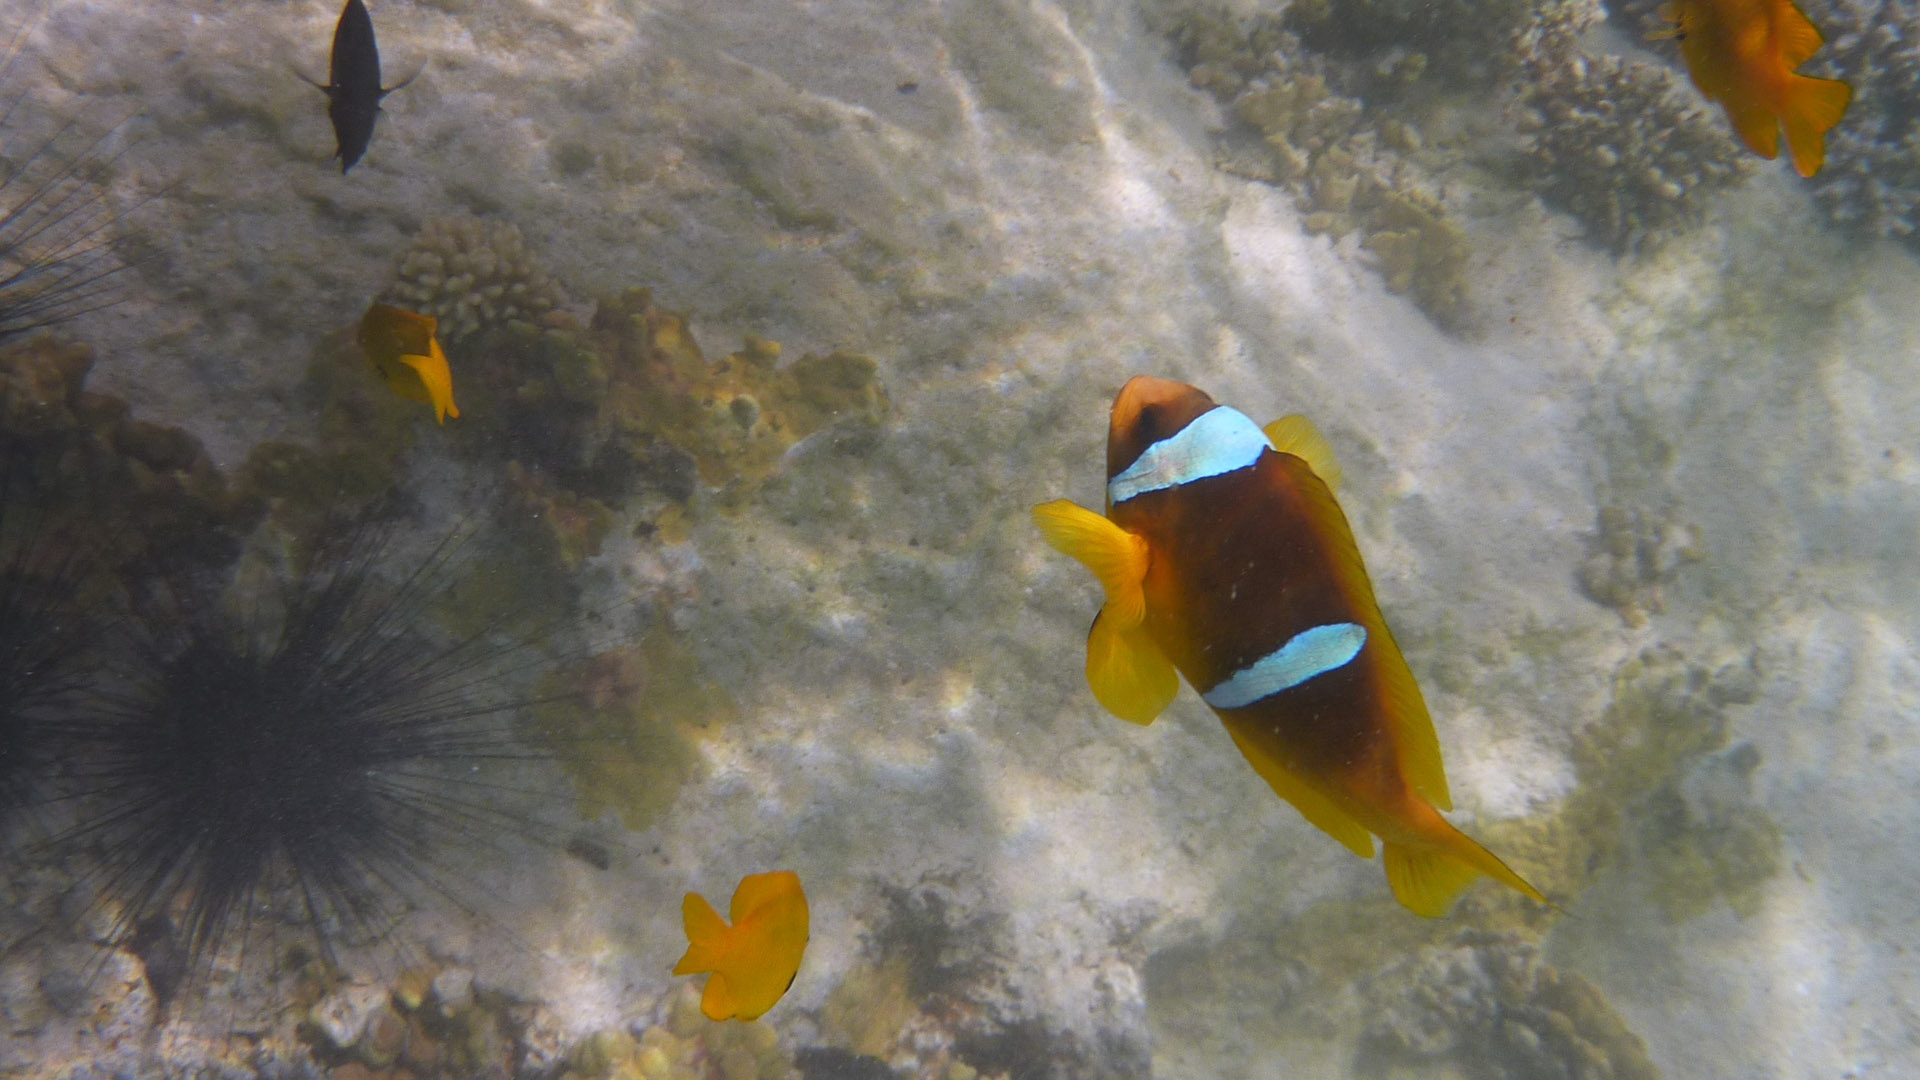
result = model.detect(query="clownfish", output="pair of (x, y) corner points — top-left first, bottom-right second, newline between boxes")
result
(1656, 0), (1851, 177)
(357, 302), (459, 423)
(672, 870), (809, 1021)
(315, 0), (416, 173)
(1031, 376), (1546, 917)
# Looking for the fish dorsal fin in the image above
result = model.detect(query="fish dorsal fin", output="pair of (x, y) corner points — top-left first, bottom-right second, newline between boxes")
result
(1085, 605), (1179, 725)
(1031, 500), (1149, 628)
(728, 870), (797, 924)
(1284, 458), (1452, 810)
(1775, 0), (1825, 69)
(1263, 415), (1341, 491)
(1224, 719), (1375, 857)
(679, 892), (728, 948)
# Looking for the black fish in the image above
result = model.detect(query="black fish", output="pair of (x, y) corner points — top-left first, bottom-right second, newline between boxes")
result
(320, 0), (412, 172)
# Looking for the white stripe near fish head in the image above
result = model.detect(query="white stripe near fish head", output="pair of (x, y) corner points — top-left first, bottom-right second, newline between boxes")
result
(1201, 622), (1367, 709)
(1107, 406), (1269, 505)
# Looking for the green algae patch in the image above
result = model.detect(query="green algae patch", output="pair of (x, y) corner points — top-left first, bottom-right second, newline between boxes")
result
(522, 631), (733, 832)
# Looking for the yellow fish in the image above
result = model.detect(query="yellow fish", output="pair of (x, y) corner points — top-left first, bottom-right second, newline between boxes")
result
(356, 302), (459, 423)
(1658, 0), (1851, 177)
(1033, 376), (1546, 916)
(672, 870), (808, 1021)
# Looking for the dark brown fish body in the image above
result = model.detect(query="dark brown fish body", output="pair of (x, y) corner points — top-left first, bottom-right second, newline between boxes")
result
(324, 0), (401, 172)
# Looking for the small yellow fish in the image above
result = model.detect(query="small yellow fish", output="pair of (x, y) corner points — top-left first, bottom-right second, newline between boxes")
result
(356, 302), (458, 423)
(672, 870), (808, 1021)
(1657, 0), (1851, 177)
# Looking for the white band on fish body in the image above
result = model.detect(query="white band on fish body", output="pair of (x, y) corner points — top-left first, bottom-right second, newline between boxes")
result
(1202, 622), (1367, 709)
(1107, 406), (1270, 505)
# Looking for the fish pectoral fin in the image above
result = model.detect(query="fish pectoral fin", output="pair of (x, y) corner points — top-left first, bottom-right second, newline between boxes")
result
(1782, 74), (1852, 177)
(397, 349), (459, 424)
(699, 971), (740, 1020)
(1383, 842), (1485, 917)
(1031, 500), (1149, 627)
(1222, 719), (1375, 858)
(1086, 606), (1179, 725)
(1262, 414), (1341, 490)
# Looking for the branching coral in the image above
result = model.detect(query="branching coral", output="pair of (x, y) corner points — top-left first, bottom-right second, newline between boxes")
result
(1511, 0), (1752, 251)
(387, 216), (565, 341)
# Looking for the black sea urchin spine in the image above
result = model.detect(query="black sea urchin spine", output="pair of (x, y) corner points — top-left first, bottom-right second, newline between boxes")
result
(0, 16), (138, 343)
(0, 490), (96, 827)
(60, 518), (580, 989)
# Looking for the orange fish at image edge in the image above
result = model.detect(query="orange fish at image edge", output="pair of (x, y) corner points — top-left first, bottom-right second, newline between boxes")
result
(1032, 376), (1547, 917)
(673, 870), (809, 1021)
(357, 302), (459, 423)
(1658, 0), (1852, 177)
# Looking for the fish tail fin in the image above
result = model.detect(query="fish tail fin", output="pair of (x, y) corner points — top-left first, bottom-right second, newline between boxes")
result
(1781, 74), (1852, 178)
(1384, 813), (1547, 917)
(672, 892), (729, 974)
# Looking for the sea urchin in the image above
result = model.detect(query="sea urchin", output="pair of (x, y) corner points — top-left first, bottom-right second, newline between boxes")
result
(62, 516), (582, 993)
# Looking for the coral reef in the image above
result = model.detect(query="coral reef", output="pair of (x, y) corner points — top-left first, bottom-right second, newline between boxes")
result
(1283, 0), (1533, 83)
(1575, 503), (1700, 625)
(300, 283), (887, 574)
(1510, 0), (1752, 252)
(386, 216), (565, 341)
(1157, 5), (1476, 328)
(1362, 931), (1660, 1080)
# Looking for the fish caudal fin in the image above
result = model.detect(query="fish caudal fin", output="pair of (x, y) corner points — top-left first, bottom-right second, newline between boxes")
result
(1384, 814), (1548, 917)
(1383, 842), (1485, 918)
(1263, 414), (1342, 490)
(1781, 74), (1851, 178)
(1086, 605), (1179, 724)
(672, 892), (728, 974)
(1031, 500), (1150, 628)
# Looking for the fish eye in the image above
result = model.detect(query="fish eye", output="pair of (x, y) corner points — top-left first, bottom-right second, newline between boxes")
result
(1135, 403), (1164, 439)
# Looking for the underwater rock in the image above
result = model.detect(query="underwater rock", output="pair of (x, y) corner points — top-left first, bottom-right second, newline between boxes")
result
(387, 216), (565, 342)
(1511, 0), (1752, 252)
(1282, 0), (1534, 84)
(1363, 931), (1659, 1080)
(0, 334), (253, 585)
